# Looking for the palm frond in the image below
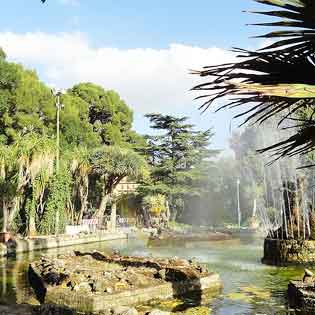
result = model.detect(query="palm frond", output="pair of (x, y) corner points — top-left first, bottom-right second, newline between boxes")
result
(193, 0), (315, 160)
(252, 0), (315, 52)
(193, 47), (315, 124)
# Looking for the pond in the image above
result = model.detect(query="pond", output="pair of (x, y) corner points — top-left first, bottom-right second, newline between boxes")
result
(0, 233), (305, 314)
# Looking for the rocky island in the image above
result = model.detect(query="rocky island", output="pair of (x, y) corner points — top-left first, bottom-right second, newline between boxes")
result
(28, 251), (222, 314)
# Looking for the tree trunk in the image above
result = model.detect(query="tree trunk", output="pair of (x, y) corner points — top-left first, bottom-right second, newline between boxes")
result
(78, 202), (85, 225)
(28, 214), (36, 237)
(93, 194), (109, 219)
(110, 201), (117, 232)
(142, 206), (151, 228)
(281, 178), (305, 240)
(8, 196), (20, 229)
(78, 180), (89, 224)
(2, 200), (8, 233)
(170, 208), (177, 222)
(165, 200), (170, 222)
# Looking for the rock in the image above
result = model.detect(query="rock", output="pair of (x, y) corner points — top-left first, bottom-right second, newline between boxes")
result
(112, 249), (121, 256)
(156, 269), (166, 280)
(175, 259), (190, 267)
(91, 281), (100, 292)
(103, 271), (113, 278)
(111, 306), (138, 315)
(105, 287), (113, 293)
(24, 296), (41, 306)
(67, 274), (88, 290)
(72, 281), (92, 292)
(43, 272), (61, 285)
(146, 309), (170, 315)
(127, 272), (151, 287)
(303, 268), (315, 283)
(91, 280), (111, 292)
(114, 280), (129, 291)
(196, 264), (209, 274)
(304, 268), (314, 277)
(164, 267), (199, 282)
(41, 263), (52, 269)
(183, 306), (211, 315)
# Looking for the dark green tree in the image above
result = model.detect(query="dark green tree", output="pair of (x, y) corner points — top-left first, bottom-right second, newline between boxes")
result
(139, 113), (216, 220)
(69, 83), (134, 146)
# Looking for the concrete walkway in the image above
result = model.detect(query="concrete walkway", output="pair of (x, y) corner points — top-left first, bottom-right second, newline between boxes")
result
(0, 231), (128, 257)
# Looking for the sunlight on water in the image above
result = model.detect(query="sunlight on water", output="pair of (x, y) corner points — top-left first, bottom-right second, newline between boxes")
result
(0, 235), (307, 315)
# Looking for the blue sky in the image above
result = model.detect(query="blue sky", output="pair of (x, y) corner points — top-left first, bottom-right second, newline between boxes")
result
(0, 0), (271, 151)
(1, 1), (266, 49)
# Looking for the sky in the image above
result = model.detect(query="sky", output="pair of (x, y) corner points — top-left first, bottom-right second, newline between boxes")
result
(0, 0), (272, 151)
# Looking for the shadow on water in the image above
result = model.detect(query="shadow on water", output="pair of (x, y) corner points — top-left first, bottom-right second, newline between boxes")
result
(168, 269), (202, 313)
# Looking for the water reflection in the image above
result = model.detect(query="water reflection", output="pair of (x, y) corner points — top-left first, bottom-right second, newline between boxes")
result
(0, 255), (34, 305)
(0, 235), (308, 314)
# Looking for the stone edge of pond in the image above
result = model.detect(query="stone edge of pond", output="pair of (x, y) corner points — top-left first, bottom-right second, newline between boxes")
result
(262, 238), (315, 266)
(0, 232), (128, 257)
(43, 275), (222, 313)
(288, 280), (315, 313)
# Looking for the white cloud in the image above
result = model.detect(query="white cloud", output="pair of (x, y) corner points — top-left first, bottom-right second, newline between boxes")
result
(0, 32), (236, 113)
(0, 31), (239, 148)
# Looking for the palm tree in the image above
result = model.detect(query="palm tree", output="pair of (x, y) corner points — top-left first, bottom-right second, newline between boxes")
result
(193, 0), (315, 162)
(13, 134), (55, 235)
(0, 145), (17, 233)
(0, 134), (56, 234)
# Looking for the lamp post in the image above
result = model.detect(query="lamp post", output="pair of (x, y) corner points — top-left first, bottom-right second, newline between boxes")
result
(53, 89), (65, 235)
(237, 178), (241, 229)
(54, 90), (64, 173)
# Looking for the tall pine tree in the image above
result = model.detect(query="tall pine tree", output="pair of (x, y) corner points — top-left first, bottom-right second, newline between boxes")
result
(139, 113), (216, 221)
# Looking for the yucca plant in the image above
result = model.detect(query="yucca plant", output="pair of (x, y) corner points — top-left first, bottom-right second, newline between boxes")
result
(90, 146), (149, 218)
(12, 134), (55, 235)
(193, 0), (315, 161)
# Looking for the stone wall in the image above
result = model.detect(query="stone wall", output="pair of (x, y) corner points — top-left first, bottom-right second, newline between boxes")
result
(45, 276), (221, 313)
(4, 232), (127, 257)
(288, 281), (315, 312)
(262, 238), (315, 265)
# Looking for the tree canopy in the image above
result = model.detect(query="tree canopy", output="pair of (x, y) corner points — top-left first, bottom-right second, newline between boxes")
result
(0, 53), (139, 150)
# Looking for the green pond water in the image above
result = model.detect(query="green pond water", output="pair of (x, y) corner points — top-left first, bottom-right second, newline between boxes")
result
(0, 234), (306, 314)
